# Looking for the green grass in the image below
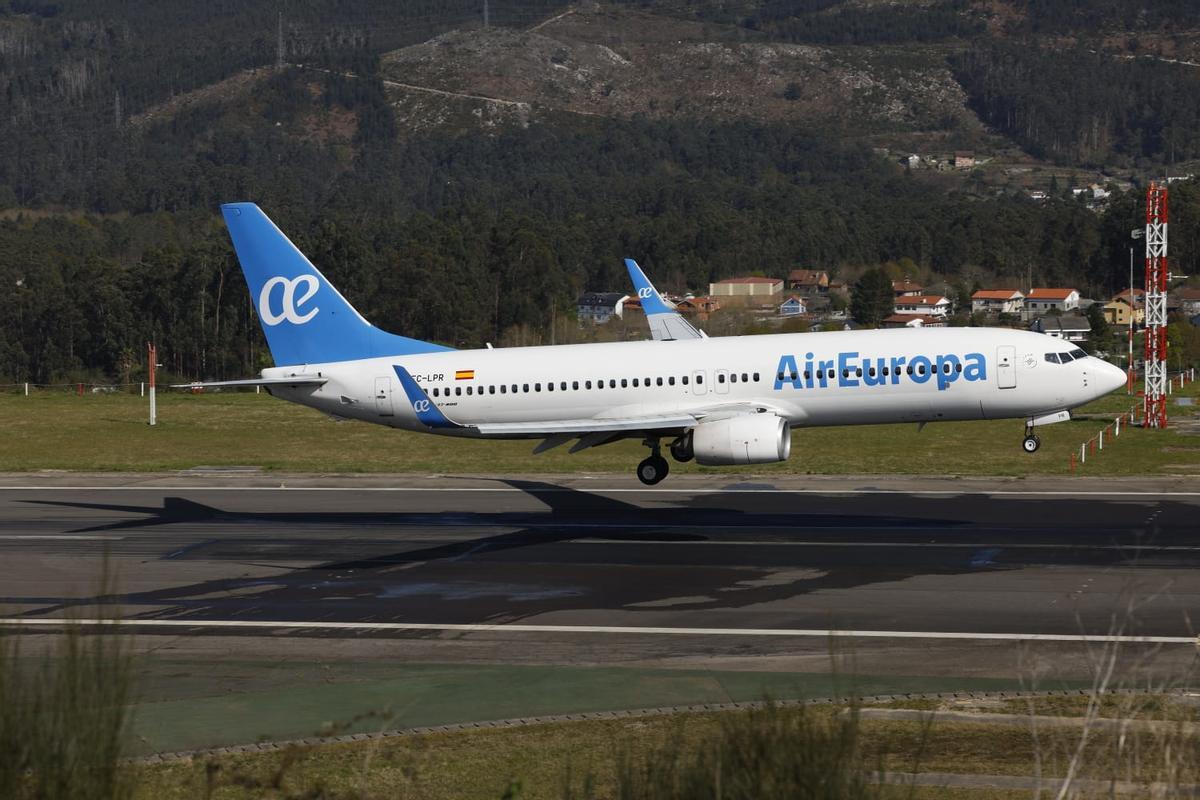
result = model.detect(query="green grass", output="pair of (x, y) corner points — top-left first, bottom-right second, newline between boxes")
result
(130, 705), (1200, 800)
(0, 384), (1196, 475)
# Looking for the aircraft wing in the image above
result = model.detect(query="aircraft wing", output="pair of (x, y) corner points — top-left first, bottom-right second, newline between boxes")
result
(624, 258), (705, 341)
(169, 377), (327, 389)
(393, 366), (784, 454)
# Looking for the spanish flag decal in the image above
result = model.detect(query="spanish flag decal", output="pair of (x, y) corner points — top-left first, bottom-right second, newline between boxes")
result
(455, 369), (475, 380)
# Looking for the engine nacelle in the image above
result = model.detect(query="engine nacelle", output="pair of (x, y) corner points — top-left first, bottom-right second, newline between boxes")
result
(692, 414), (792, 466)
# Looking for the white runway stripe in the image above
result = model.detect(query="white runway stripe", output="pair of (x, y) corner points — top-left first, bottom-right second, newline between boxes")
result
(0, 486), (1198, 497)
(0, 618), (1194, 645)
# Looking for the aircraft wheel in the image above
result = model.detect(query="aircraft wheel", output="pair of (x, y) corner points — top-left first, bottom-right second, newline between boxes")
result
(669, 432), (694, 463)
(637, 455), (670, 485)
(1022, 435), (1041, 454)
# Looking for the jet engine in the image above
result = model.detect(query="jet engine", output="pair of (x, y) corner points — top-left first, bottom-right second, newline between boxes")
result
(692, 413), (792, 466)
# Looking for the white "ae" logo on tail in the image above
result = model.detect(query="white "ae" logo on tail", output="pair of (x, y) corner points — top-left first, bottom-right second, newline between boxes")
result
(259, 275), (320, 326)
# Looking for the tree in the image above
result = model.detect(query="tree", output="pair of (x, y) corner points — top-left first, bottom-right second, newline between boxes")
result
(850, 268), (894, 328)
(1089, 299), (1113, 345)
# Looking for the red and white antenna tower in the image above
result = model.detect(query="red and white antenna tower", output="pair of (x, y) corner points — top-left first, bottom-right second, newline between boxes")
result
(1143, 182), (1169, 428)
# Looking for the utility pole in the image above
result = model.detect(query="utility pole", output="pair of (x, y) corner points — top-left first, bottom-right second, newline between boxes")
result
(1128, 229), (1142, 394)
(276, 11), (284, 70)
(147, 342), (158, 426)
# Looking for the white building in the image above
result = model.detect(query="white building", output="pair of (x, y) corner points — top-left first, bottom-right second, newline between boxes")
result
(893, 295), (951, 317)
(1026, 288), (1080, 315)
(971, 289), (1025, 315)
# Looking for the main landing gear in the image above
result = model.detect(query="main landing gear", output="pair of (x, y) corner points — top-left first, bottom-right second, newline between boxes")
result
(1022, 421), (1041, 454)
(637, 433), (695, 485)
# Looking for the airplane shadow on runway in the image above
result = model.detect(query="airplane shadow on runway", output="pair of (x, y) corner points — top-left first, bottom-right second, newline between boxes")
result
(11, 480), (1191, 627)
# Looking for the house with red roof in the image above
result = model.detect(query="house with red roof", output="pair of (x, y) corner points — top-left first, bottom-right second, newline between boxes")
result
(893, 294), (951, 317)
(1026, 287), (1080, 315)
(971, 289), (1025, 315)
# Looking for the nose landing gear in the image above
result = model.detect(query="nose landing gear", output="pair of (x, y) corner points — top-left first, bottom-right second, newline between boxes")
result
(1022, 421), (1041, 453)
(636, 438), (670, 486)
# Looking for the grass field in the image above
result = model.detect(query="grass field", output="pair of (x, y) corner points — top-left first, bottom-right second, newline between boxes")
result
(131, 698), (1200, 799)
(1, 384), (1198, 475)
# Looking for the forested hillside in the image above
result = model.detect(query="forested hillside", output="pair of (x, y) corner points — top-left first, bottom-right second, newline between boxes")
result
(0, 0), (1198, 384)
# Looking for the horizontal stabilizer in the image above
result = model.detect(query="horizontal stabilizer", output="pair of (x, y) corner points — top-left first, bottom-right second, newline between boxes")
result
(170, 377), (327, 389)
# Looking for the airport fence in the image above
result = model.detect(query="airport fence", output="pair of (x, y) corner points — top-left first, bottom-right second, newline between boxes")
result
(1068, 368), (1195, 474)
(0, 382), (261, 396)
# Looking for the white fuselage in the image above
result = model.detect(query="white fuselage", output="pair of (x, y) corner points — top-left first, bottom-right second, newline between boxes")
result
(261, 327), (1124, 438)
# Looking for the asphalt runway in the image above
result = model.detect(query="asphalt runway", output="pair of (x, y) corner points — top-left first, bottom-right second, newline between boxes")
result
(3, 473), (1199, 656)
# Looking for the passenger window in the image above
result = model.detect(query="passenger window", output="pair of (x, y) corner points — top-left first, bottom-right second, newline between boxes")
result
(742, 373), (749, 382)
(455, 387), (462, 396)
(500, 385), (507, 394)
(682, 376), (689, 385)
(669, 377), (676, 386)
(777, 372), (784, 381)
(572, 381), (579, 390)
(906, 366), (913, 376)
(611, 379), (618, 388)
(547, 382), (554, 391)
(656, 377), (663, 386)
(621, 379), (628, 388)
(1045, 353), (1060, 364)
(868, 368), (875, 378)
(535, 383), (542, 392)
(943, 363), (950, 374)
(511, 384), (518, 393)
(803, 371), (810, 380)
(632, 378), (639, 388)
(718, 373), (726, 384)
(955, 364), (962, 373)
(855, 368), (862, 378)
(522, 384), (529, 392)
(586, 380), (592, 389)
(432, 388), (439, 397)
(489, 386), (496, 395)
(560, 381), (567, 390)
(883, 368), (889, 376)
(697, 375), (704, 384)
(644, 377), (651, 386)
(827, 369), (835, 379)
(752, 372), (759, 381)
(467, 386), (473, 395)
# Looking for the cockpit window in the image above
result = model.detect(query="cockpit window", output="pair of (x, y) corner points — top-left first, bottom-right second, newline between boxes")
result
(1070, 349), (1087, 359)
(1045, 353), (1060, 364)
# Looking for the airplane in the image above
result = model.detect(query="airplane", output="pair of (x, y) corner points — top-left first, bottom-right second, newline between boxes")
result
(179, 203), (1127, 485)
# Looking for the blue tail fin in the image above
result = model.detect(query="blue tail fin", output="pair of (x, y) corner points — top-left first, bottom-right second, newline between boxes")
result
(221, 203), (453, 366)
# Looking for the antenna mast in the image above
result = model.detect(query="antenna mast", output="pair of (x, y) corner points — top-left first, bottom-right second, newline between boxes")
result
(1143, 182), (1169, 428)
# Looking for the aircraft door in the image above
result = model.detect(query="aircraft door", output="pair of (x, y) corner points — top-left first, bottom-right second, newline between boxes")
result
(715, 369), (730, 395)
(997, 346), (1016, 389)
(374, 377), (394, 416)
(692, 370), (707, 395)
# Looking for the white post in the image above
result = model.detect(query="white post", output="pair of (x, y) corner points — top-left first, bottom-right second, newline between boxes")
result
(148, 343), (157, 427)
(140, 382), (145, 397)
(1080, 443), (1086, 464)
(1115, 416), (1120, 437)
(24, 382), (28, 396)
(256, 385), (261, 395)
(1099, 430), (1104, 450)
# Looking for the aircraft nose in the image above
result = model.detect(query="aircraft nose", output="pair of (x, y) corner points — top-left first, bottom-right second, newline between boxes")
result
(1097, 359), (1127, 395)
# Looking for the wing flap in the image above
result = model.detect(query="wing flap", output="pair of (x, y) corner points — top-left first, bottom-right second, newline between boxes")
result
(475, 414), (697, 436)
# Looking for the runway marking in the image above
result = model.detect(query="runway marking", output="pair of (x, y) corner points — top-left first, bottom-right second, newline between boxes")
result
(0, 618), (1195, 645)
(0, 535), (123, 540)
(570, 539), (1200, 551)
(0, 487), (1199, 497)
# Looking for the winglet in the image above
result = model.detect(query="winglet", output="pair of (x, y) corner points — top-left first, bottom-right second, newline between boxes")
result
(623, 258), (704, 341)
(392, 366), (465, 430)
(624, 258), (674, 315)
